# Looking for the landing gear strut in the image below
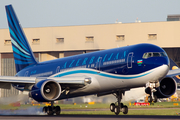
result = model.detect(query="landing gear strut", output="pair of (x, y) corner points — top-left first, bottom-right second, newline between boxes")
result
(43, 101), (61, 115)
(145, 82), (158, 103)
(110, 91), (128, 115)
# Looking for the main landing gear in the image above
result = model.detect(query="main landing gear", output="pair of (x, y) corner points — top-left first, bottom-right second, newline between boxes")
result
(110, 91), (128, 115)
(43, 101), (61, 115)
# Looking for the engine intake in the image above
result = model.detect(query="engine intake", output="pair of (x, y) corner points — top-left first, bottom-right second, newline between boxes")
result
(155, 77), (177, 98)
(30, 80), (61, 102)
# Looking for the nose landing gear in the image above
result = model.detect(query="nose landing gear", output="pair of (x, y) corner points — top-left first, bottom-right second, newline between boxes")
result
(145, 82), (158, 103)
(110, 91), (128, 115)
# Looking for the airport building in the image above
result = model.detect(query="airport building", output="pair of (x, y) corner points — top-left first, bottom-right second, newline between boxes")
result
(1, 20), (180, 97)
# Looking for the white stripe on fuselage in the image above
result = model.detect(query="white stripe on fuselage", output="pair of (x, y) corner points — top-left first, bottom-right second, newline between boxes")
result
(50, 64), (169, 95)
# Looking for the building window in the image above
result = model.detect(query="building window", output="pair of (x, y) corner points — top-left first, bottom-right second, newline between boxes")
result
(32, 39), (40, 44)
(148, 34), (157, 40)
(116, 35), (125, 41)
(56, 38), (64, 43)
(4, 39), (11, 45)
(86, 36), (94, 42)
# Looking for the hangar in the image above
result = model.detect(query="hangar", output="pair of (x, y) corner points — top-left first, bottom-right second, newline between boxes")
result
(0, 21), (180, 97)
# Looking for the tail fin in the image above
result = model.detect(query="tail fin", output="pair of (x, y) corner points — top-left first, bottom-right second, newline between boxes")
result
(5, 5), (38, 73)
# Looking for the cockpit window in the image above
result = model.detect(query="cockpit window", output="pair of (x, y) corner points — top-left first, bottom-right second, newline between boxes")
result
(160, 52), (167, 57)
(148, 53), (152, 58)
(143, 53), (152, 58)
(153, 52), (160, 57)
(142, 52), (167, 59)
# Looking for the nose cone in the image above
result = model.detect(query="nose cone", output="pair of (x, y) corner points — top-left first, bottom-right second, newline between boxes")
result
(142, 56), (170, 76)
(155, 57), (169, 67)
(143, 56), (169, 68)
(150, 64), (169, 82)
(153, 57), (170, 79)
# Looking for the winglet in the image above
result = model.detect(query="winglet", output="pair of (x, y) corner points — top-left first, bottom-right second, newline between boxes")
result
(5, 5), (38, 73)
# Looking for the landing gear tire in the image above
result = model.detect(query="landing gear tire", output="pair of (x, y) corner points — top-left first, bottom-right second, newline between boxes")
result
(54, 106), (61, 115)
(114, 106), (120, 115)
(148, 95), (157, 103)
(148, 96), (153, 103)
(43, 106), (61, 115)
(120, 103), (124, 108)
(47, 106), (53, 115)
(110, 103), (115, 112)
(43, 101), (61, 116)
(43, 106), (47, 113)
(122, 105), (128, 114)
(110, 91), (128, 115)
(153, 95), (157, 103)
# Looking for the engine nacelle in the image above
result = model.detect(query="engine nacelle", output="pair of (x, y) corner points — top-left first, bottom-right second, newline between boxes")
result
(155, 77), (177, 98)
(29, 80), (61, 102)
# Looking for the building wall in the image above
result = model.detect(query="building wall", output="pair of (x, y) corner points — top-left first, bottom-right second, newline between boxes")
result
(1, 21), (180, 63)
(1, 21), (180, 54)
(1, 53), (18, 97)
(1, 21), (180, 97)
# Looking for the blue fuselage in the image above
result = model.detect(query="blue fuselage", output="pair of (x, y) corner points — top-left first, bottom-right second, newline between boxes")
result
(16, 43), (169, 78)
(12, 43), (170, 101)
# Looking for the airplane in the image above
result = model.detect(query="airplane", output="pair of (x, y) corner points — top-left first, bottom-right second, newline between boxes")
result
(2, 4), (179, 115)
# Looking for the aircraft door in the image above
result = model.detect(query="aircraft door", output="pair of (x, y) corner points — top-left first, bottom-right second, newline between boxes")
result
(96, 57), (102, 71)
(127, 52), (133, 68)
(56, 66), (60, 73)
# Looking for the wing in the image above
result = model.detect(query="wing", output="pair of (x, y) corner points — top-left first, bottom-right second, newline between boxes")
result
(0, 76), (90, 89)
(167, 58), (180, 78)
(167, 69), (180, 77)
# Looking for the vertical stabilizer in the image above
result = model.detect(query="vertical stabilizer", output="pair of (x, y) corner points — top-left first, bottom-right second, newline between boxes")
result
(5, 5), (38, 73)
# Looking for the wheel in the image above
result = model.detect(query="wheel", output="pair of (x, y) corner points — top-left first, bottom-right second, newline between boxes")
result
(122, 105), (128, 114)
(153, 95), (157, 103)
(54, 106), (61, 115)
(148, 96), (153, 103)
(120, 103), (124, 108)
(110, 103), (115, 112)
(114, 106), (120, 115)
(43, 106), (47, 113)
(47, 106), (53, 115)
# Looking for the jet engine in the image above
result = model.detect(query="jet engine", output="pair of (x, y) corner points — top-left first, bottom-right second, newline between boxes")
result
(145, 77), (177, 98)
(29, 80), (61, 102)
(154, 77), (177, 98)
